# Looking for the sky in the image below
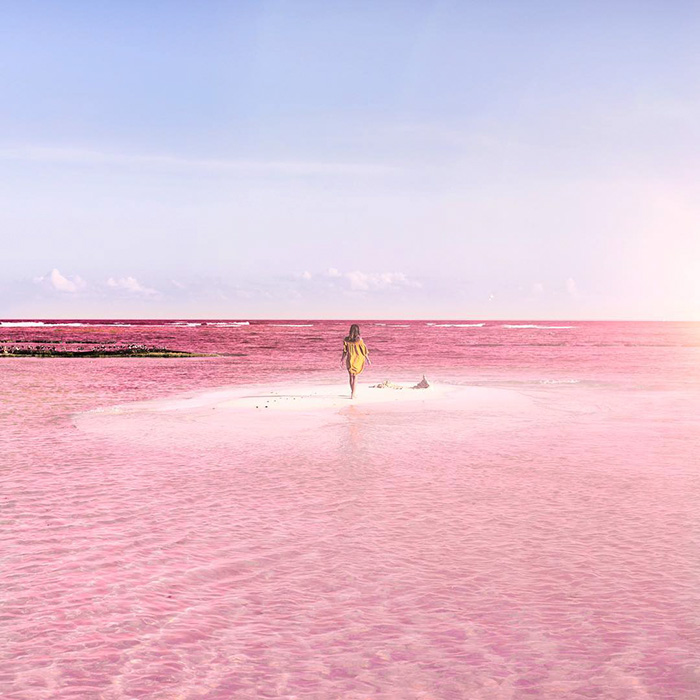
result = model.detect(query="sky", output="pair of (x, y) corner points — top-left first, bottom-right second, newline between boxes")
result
(2, 0), (699, 319)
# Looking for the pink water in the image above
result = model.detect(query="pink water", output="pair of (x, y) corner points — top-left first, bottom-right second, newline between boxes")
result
(2, 320), (700, 698)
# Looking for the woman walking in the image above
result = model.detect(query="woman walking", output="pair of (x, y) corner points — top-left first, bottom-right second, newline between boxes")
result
(340, 324), (370, 399)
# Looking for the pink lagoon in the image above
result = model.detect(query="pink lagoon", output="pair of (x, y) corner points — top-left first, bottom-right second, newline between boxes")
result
(6, 0), (700, 696)
(2, 319), (700, 698)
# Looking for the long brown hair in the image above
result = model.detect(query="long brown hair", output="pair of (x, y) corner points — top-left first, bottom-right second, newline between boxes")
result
(345, 323), (361, 342)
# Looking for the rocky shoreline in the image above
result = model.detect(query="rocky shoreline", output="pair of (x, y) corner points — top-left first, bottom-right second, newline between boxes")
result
(1, 343), (211, 358)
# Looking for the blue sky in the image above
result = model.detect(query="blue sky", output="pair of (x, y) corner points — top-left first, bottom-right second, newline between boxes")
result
(2, 1), (699, 318)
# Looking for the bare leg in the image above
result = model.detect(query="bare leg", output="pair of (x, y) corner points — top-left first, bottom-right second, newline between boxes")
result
(349, 373), (356, 398)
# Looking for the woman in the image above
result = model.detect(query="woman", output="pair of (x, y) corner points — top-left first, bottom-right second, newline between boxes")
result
(340, 324), (371, 398)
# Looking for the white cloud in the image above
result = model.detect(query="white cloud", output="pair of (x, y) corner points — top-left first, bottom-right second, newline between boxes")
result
(300, 270), (312, 280)
(107, 276), (158, 295)
(566, 278), (578, 297)
(320, 268), (420, 291)
(345, 270), (419, 291)
(33, 268), (85, 293)
(344, 271), (371, 290)
(532, 282), (545, 295)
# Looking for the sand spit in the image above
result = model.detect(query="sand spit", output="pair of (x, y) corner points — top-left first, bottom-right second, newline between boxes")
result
(75, 380), (534, 449)
(216, 380), (450, 412)
(81, 380), (454, 415)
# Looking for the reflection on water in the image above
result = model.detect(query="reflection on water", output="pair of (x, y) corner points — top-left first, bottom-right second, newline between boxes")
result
(2, 321), (700, 698)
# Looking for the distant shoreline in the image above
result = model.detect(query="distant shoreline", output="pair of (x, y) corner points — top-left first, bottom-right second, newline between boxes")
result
(1, 346), (211, 358)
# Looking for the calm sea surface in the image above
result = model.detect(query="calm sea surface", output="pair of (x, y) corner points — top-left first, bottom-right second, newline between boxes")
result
(2, 320), (700, 698)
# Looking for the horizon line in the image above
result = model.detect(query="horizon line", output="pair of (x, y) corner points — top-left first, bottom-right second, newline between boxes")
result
(1, 317), (695, 323)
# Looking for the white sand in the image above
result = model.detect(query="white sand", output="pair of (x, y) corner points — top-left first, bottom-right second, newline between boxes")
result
(84, 381), (446, 415)
(217, 381), (452, 411)
(75, 380), (534, 447)
(82, 380), (531, 418)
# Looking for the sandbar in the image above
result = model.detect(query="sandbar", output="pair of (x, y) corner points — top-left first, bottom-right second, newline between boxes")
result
(75, 380), (533, 448)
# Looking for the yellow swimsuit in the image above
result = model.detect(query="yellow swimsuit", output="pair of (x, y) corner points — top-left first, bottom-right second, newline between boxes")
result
(344, 339), (369, 375)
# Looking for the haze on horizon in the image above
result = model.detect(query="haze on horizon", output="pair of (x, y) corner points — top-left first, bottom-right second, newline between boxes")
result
(2, 1), (699, 320)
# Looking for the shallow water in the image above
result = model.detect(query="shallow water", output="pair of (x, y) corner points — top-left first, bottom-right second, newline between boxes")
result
(2, 320), (700, 698)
